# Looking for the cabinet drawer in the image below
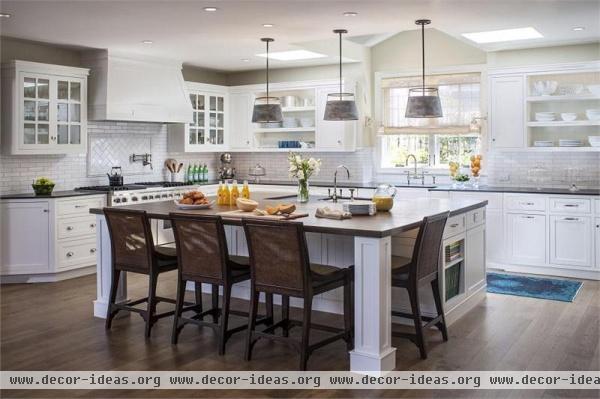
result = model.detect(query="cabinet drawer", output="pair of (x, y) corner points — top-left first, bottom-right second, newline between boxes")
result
(506, 195), (546, 212)
(56, 238), (97, 270)
(444, 214), (466, 239)
(450, 192), (502, 210)
(466, 208), (486, 229)
(57, 196), (105, 217)
(550, 198), (591, 214)
(57, 216), (97, 240)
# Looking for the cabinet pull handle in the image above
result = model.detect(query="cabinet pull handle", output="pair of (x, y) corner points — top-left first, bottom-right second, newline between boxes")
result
(66, 226), (74, 231)
(521, 202), (534, 206)
(66, 251), (74, 257)
(74, 205), (86, 208)
(563, 217), (578, 221)
(450, 223), (459, 228)
(90, 248), (97, 253)
(564, 204), (579, 207)
(521, 216), (534, 219)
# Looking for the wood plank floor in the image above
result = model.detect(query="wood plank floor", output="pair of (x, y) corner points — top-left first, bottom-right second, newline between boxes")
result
(1, 271), (598, 398)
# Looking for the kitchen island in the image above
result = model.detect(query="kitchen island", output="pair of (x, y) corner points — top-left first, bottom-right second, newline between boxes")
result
(90, 192), (487, 372)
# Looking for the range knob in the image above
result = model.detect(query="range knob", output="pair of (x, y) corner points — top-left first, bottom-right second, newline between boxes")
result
(148, 195), (154, 200)
(131, 196), (138, 202)
(121, 198), (128, 203)
(113, 198), (121, 203)
(162, 194), (168, 198)
(141, 195), (148, 200)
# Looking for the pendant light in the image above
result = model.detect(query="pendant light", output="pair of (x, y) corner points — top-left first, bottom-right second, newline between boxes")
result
(405, 19), (443, 118)
(323, 29), (358, 121)
(252, 38), (283, 123)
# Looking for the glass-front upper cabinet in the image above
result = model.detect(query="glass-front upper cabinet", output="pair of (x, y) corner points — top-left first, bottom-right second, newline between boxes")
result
(168, 83), (228, 152)
(2, 61), (89, 155)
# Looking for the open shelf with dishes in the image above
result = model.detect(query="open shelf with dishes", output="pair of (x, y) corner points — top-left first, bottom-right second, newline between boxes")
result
(252, 87), (318, 150)
(442, 237), (466, 304)
(527, 70), (600, 150)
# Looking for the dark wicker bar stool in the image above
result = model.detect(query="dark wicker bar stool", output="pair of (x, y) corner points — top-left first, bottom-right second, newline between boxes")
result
(169, 214), (273, 355)
(103, 208), (179, 338)
(391, 211), (450, 359)
(242, 219), (354, 371)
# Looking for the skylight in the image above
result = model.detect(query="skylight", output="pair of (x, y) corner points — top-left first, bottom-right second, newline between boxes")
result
(256, 50), (327, 61)
(462, 27), (543, 44)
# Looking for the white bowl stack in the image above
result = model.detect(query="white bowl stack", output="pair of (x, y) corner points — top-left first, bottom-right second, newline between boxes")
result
(560, 112), (578, 122)
(535, 112), (556, 122)
(585, 109), (600, 121)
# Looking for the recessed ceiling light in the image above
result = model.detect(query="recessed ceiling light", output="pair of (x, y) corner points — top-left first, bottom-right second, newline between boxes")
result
(141, 40), (153, 44)
(241, 58), (250, 62)
(0, 13), (11, 18)
(256, 50), (327, 61)
(262, 23), (274, 28)
(462, 27), (543, 44)
(572, 26), (585, 31)
(343, 11), (358, 17)
(203, 6), (218, 12)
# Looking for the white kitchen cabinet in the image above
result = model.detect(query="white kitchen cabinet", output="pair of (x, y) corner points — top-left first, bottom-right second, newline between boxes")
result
(550, 215), (593, 267)
(488, 75), (525, 149)
(168, 83), (228, 152)
(0, 201), (50, 274)
(486, 209), (504, 263)
(315, 85), (356, 151)
(465, 223), (486, 295)
(1, 194), (105, 282)
(229, 93), (253, 150)
(595, 218), (600, 268)
(1, 60), (89, 155)
(506, 213), (546, 265)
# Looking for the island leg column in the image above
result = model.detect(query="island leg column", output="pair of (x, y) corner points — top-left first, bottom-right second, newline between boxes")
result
(350, 235), (396, 373)
(93, 214), (128, 318)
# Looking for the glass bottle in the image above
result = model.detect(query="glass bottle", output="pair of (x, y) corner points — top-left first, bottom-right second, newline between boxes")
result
(241, 180), (250, 199)
(230, 180), (240, 206)
(222, 181), (231, 206)
(202, 163), (208, 182)
(217, 181), (224, 205)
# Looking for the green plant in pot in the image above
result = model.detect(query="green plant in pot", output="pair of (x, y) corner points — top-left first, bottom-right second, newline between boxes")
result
(32, 177), (55, 196)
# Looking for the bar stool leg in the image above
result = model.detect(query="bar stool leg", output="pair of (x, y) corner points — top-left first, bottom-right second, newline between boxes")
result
(211, 284), (219, 323)
(265, 293), (274, 325)
(408, 287), (427, 359)
(245, 290), (260, 361)
(105, 269), (121, 330)
(343, 275), (354, 350)
(431, 278), (448, 341)
(281, 295), (290, 337)
(299, 296), (312, 371)
(194, 282), (203, 319)
(171, 276), (186, 345)
(145, 272), (159, 338)
(218, 283), (232, 355)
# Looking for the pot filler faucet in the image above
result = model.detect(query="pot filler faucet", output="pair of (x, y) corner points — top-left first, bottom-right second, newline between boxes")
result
(332, 165), (350, 203)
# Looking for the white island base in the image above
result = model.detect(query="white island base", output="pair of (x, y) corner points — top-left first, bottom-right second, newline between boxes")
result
(93, 204), (486, 373)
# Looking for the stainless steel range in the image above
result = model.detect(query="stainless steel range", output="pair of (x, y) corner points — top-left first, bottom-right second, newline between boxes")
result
(76, 181), (197, 207)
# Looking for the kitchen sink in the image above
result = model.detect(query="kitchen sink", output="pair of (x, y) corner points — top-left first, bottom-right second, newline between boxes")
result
(319, 196), (372, 202)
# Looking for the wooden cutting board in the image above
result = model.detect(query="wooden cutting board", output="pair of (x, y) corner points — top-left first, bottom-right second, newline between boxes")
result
(217, 209), (309, 220)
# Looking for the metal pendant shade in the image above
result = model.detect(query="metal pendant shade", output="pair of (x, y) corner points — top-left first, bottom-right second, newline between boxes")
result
(324, 29), (359, 121)
(405, 19), (443, 118)
(252, 38), (283, 123)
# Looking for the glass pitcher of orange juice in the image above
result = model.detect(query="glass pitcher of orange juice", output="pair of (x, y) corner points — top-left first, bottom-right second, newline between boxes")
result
(372, 184), (396, 211)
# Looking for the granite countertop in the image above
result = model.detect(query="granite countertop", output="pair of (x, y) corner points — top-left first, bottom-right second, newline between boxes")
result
(0, 190), (108, 200)
(90, 191), (487, 238)
(429, 185), (600, 196)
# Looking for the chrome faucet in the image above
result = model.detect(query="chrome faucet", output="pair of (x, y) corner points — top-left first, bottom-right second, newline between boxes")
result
(332, 165), (350, 203)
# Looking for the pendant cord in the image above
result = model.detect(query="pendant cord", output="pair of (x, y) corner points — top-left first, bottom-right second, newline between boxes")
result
(421, 23), (425, 95)
(266, 40), (270, 104)
(339, 31), (342, 100)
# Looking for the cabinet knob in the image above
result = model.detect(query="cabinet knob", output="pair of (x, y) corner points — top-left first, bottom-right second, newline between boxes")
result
(492, 138), (496, 142)
(337, 140), (342, 144)
(43, 209), (49, 213)
(90, 223), (96, 228)
(66, 251), (74, 257)
(66, 226), (74, 231)
(90, 248), (97, 254)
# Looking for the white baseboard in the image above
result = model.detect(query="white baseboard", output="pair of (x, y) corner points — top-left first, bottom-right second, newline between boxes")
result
(488, 261), (600, 281)
(1, 265), (96, 284)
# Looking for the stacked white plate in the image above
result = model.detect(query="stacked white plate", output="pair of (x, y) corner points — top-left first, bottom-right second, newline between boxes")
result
(559, 139), (583, 147)
(535, 112), (556, 122)
(534, 140), (554, 147)
(588, 136), (600, 147)
(342, 200), (377, 216)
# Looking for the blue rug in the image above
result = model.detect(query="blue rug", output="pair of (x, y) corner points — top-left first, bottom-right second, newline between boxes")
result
(487, 273), (583, 302)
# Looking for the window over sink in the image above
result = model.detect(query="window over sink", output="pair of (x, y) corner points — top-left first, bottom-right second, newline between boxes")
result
(379, 72), (482, 169)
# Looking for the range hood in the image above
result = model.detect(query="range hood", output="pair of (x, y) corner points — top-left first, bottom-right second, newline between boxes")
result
(82, 50), (193, 123)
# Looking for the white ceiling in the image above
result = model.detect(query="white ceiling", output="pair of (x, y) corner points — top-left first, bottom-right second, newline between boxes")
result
(1, 0), (598, 72)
